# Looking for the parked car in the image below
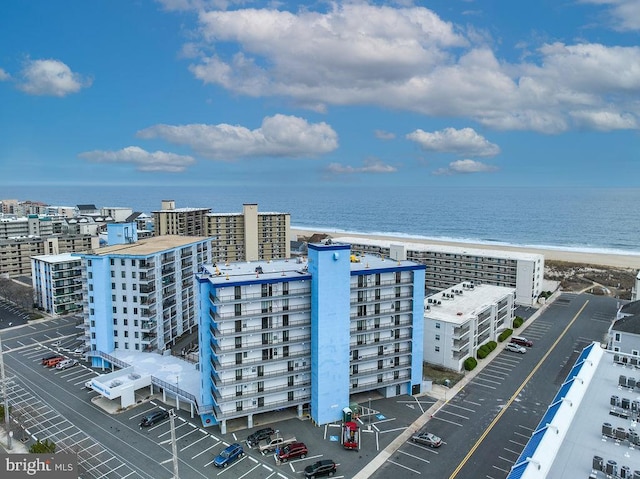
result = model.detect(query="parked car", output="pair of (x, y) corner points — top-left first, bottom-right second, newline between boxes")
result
(505, 343), (527, 354)
(43, 356), (65, 368)
(304, 459), (337, 478)
(411, 431), (443, 448)
(511, 336), (533, 347)
(246, 427), (276, 447)
(41, 354), (63, 365)
(213, 443), (244, 468)
(139, 409), (169, 428)
(56, 359), (78, 370)
(275, 442), (308, 463)
(258, 435), (297, 454)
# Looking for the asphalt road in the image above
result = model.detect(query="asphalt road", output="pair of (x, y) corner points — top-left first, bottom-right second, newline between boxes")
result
(367, 292), (618, 479)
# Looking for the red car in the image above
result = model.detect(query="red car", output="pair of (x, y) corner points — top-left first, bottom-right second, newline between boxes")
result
(275, 442), (308, 463)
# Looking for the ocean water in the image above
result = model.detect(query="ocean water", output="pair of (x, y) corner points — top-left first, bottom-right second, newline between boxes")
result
(2, 184), (639, 256)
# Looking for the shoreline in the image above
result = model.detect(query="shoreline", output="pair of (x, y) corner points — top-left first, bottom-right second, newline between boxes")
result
(291, 228), (640, 270)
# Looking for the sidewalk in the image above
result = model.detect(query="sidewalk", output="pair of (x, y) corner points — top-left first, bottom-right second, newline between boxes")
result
(0, 429), (29, 454)
(353, 293), (560, 479)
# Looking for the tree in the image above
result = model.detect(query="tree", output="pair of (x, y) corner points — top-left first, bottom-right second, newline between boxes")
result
(29, 439), (56, 453)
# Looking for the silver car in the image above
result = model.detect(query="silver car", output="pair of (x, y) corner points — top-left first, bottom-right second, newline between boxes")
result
(505, 343), (527, 354)
(411, 432), (442, 448)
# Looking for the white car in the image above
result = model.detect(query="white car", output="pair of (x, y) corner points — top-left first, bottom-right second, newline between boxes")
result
(505, 343), (527, 354)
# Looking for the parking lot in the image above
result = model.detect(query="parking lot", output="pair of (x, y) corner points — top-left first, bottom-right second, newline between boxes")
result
(1, 316), (433, 478)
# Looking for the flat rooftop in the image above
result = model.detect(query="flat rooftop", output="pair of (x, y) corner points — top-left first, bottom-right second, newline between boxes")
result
(32, 252), (80, 263)
(425, 283), (515, 324)
(333, 235), (543, 262)
(87, 235), (211, 256)
(109, 349), (200, 399)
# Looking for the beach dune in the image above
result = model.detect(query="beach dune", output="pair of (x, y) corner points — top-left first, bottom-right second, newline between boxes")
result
(291, 228), (640, 270)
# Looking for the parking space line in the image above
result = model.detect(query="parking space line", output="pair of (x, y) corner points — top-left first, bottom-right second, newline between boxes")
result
(491, 464), (509, 473)
(504, 447), (521, 456)
(96, 462), (126, 478)
(509, 439), (527, 447)
(438, 408), (469, 420)
(238, 463), (262, 478)
(444, 403), (476, 413)
(387, 459), (421, 474)
(469, 380), (497, 389)
(429, 415), (463, 427)
(191, 441), (220, 459)
(513, 431), (530, 439)
(180, 432), (209, 451)
(407, 441), (440, 454)
(175, 427), (200, 442)
(379, 426), (408, 434)
(397, 449), (431, 463)
(157, 421), (188, 437)
(476, 374), (502, 385)
(482, 367), (509, 377)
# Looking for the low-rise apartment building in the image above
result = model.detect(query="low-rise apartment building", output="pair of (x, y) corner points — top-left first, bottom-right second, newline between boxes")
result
(333, 236), (543, 307)
(423, 282), (516, 371)
(196, 242), (425, 433)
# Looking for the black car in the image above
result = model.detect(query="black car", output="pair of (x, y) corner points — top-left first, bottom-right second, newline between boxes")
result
(139, 409), (169, 428)
(246, 427), (276, 447)
(304, 459), (336, 478)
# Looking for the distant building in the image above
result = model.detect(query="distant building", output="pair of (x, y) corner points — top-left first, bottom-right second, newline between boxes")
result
(153, 200), (291, 263)
(632, 271), (640, 301)
(196, 242), (425, 433)
(79, 231), (211, 362)
(333, 236), (544, 306)
(607, 300), (640, 354)
(31, 253), (83, 316)
(0, 234), (99, 278)
(423, 282), (516, 371)
(0, 214), (58, 239)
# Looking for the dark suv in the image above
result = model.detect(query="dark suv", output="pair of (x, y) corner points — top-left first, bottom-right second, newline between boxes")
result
(304, 459), (336, 478)
(246, 427), (276, 447)
(139, 409), (169, 428)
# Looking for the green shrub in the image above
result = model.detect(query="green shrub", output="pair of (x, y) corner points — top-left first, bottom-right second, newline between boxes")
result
(477, 348), (488, 359)
(487, 340), (497, 351)
(29, 439), (56, 453)
(464, 357), (477, 371)
(513, 316), (524, 328)
(498, 329), (513, 342)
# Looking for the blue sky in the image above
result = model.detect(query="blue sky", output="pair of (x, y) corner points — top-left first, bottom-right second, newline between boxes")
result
(0, 0), (638, 188)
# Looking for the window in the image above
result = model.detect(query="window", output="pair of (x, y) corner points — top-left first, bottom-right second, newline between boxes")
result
(135, 332), (139, 338)
(110, 259), (114, 266)
(121, 259), (125, 266)
(111, 271), (115, 278)
(111, 283), (115, 290)
(435, 346), (440, 352)
(132, 271), (136, 279)
(123, 307), (127, 314)
(89, 296), (94, 303)
(90, 308), (94, 315)
(90, 320), (95, 327)
(615, 333), (621, 341)
(435, 334), (440, 341)
(89, 284), (93, 291)
(134, 319), (138, 327)
(114, 330), (118, 337)
(124, 319), (128, 326)
(121, 283), (126, 289)
(124, 331), (129, 338)
(112, 306), (117, 313)
(133, 307), (138, 314)
(135, 343), (139, 350)
(114, 342), (118, 348)
(435, 322), (441, 329)
(124, 343), (129, 349)
(113, 318), (117, 325)
(121, 271), (126, 278)
(133, 284), (137, 291)
(91, 332), (96, 339)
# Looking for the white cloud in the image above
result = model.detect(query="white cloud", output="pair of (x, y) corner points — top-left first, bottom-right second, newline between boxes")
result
(0, 68), (10, 81)
(406, 127), (500, 157)
(325, 158), (397, 175)
(374, 130), (396, 140)
(179, 4), (640, 133)
(137, 114), (338, 160)
(78, 146), (195, 173)
(432, 159), (498, 175)
(18, 59), (91, 97)
(571, 109), (638, 130)
(580, 0), (640, 31)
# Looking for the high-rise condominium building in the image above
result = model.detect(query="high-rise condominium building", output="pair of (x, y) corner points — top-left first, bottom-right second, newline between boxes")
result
(196, 242), (425, 433)
(79, 226), (211, 364)
(153, 201), (290, 262)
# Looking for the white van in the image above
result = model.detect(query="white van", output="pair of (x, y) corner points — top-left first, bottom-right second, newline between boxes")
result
(56, 359), (77, 370)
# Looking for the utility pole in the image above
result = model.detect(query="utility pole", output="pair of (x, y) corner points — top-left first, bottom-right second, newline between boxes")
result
(0, 333), (13, 450)
(169, 409), (179, 479)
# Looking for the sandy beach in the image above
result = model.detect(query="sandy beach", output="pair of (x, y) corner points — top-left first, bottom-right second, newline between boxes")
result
(291, 228), (640, 270)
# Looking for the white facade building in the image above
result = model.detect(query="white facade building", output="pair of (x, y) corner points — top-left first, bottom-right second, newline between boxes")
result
(31, 253), (84, 316)
(423, 282), (516, 371)
(334, 236), (544, 307)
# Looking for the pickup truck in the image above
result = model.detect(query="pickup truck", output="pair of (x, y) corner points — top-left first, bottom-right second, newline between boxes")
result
(258, 435), (297, 454)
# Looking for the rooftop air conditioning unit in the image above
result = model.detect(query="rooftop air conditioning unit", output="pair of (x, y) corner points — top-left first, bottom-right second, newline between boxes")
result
(437, 301), (442, 305)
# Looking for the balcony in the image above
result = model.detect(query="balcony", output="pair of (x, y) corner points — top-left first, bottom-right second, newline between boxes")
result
(211, 288), (311, 304)
(212, 303), (311, 320)
(349, 318), (412, 333)
(212, 379), (311, 401)
(210, 349), (310, 369)
(350, 371), (412, 393)
(212, 318), (311, 337)
(210, 334), (311, 354)
(350, 347), (412, 363)
(211, 363), (311, 387)
(209, 393), (311, 421)
(141, 320), (157, 332)
(350, 304), (413, 320)
(350, 332), (412, 348)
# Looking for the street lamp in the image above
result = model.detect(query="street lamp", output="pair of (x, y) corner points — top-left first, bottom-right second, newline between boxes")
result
(0, 333), (11, 450)
(368, 397), (372, 431)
